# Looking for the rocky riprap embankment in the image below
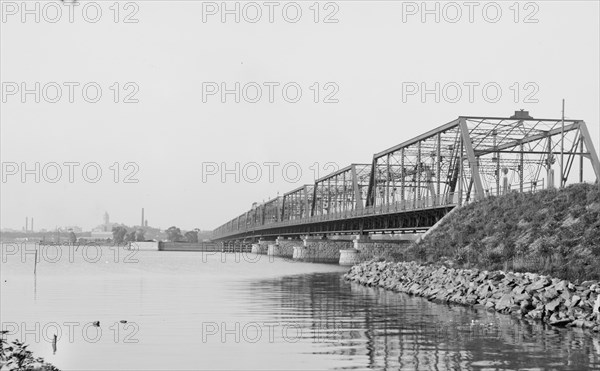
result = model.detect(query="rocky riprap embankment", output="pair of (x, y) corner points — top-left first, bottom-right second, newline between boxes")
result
(345, 260), (600, 332)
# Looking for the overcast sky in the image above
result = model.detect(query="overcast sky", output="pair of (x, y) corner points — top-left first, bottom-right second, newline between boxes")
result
(1, 0), (599, 231)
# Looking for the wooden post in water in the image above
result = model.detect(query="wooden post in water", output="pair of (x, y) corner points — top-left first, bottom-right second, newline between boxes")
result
(34, 248), (38, 275)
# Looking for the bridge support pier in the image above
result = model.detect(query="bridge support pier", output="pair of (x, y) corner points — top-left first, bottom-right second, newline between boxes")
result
(222, 240), (245, 253)
(267, 236), (295, 258)
(251, 244), (265, 254)
(292, 245), (308, 260)
(334, 235), (367, 266)
(251, 239), (271, 254)
(290, 236), (353, 264)
(339, 249), (360, 266)
(220, 241), (228, 252)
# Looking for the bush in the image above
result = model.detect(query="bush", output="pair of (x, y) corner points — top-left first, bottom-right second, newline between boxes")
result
(0, 338), (59, 371)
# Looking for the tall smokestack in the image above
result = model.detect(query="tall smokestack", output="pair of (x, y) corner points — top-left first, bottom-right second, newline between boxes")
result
(25, 217), (28, 232)
(31, 218), (34, 232)
(141, 208), (144, 227)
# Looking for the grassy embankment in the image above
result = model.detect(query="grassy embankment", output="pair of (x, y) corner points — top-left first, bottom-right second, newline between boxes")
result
(385, 183), (600, 281)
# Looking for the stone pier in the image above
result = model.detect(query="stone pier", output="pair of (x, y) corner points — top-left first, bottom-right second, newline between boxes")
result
(251, 244), (266, 254)
(292, 245), (308, 260)
(291, 236), (353, 263)
(339, 248), (360, 266)
(250, 234), (415, 264)
(251, 239), (271, 254)
(266, 237), (295, 258)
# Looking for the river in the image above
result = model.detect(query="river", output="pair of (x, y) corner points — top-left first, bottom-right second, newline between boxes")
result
(1, 244), (599, 370)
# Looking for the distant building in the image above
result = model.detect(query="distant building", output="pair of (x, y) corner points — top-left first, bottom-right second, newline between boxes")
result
(93, 211), (116, 232)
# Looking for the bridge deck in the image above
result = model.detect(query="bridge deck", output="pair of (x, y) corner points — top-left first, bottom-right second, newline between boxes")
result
(213, 194), (459, 241)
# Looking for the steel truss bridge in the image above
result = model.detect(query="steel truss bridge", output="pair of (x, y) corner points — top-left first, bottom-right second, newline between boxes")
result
(212, 112), (600, 242)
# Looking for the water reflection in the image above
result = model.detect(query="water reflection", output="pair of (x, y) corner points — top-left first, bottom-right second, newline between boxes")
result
(2, 248), (599, 370)
(239, 272), (600, 370)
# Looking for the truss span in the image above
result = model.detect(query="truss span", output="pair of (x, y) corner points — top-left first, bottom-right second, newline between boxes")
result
(213, 112), (600, 242)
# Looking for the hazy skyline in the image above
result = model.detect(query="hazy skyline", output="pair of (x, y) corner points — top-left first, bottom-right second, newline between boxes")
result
(1, 1), (599, 231)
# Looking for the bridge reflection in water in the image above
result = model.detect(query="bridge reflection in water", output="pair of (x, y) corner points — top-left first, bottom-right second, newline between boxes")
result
(236, 272), (600, 370)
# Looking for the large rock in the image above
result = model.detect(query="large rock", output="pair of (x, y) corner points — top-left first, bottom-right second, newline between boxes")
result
(527, 309), (543, 320)
(513, 293), (531, 304)
(554, 280), (569, 292)
(545, 298), (561, 312)
(527, 277), (551, 292)
(568, 295), (581, 308)
(549, 316), (572, 327)
(496, 294), (514, 311)
(543, 287), (559, 300)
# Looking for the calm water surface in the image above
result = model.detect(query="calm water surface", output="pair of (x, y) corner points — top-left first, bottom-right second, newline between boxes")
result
(1, 244), (599, 370)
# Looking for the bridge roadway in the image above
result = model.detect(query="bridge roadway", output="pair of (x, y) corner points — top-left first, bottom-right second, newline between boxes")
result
(212, 195), (458, 241)
(212, 112), (600, 243)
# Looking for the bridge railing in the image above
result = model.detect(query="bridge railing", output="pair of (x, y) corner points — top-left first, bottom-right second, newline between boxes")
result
(213, 192), (462, 239)
(480, 179), (545, 197)
(212, 179), (549, 239)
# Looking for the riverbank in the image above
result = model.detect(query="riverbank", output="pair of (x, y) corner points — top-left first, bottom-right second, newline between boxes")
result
(382, 183), (600, 281)
(345, 259), (600, 332)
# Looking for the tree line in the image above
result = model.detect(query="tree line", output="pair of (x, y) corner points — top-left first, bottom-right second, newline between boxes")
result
(111, 226), (199, 244)
(111, 226), (146, 244)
